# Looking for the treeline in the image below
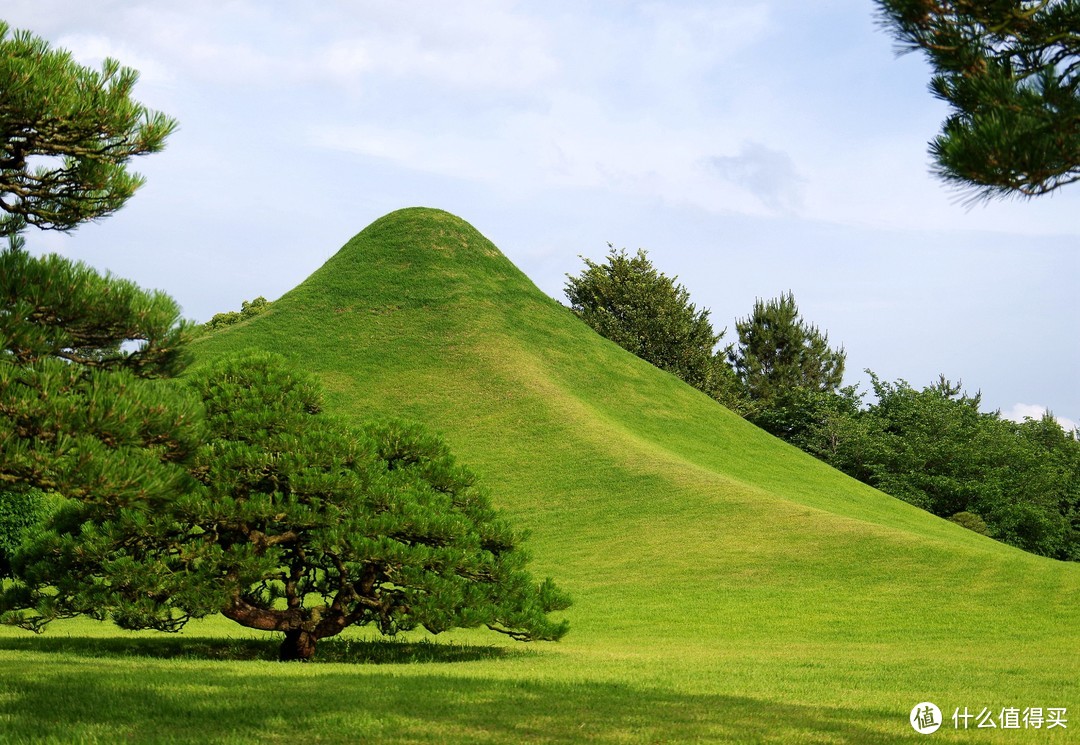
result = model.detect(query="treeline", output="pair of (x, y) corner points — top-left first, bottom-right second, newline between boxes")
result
(566, 246), (1080, 561)
(198, 296), (271, 333)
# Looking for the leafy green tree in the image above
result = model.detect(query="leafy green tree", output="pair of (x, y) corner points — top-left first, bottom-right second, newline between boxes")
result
(728, 292), (846, 439)
(1014, 412), (1080, 560)
(0, 487), (45, 578)
(0, 21), (177, 235)
(875, 0), (1080, 199)
(762, 384), (865, 454)
(565, 246), (739, 405)
(862, 375), (999, 515)
(806, 373), (1074, 558)
(183, 352), (570, 660)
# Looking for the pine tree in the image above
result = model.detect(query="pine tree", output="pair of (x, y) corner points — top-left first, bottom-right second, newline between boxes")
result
(0, 241), (208, 632)
(0, 21), (177, 235)
(727, 292), (848, 441)
(3, 343), (572, 657)
(0, 20), (201, 631)
(875, 0), (1080, 199)
(183, 352), (570, 660)
(730, 292), (845, 405)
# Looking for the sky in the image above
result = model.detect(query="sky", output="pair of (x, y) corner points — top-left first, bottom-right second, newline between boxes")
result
(6, 1), (1079, 428)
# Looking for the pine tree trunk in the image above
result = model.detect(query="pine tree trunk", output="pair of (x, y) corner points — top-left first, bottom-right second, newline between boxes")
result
(279, 629), (318, 661)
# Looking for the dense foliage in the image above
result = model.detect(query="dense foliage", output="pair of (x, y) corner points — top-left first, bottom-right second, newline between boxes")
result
(0, 21), (176, 235)
(875, 0), (1080, 199)
(0, 19), (208, 629)
(565, 246), (739, 405)
(0, 241), (207, 631)
(805, 375), (1079, 559)
(564, 242), (1077, 560)
(0, 487), (44, 578)
(201, 296), (271, 333)
(0, 241), (200, 504)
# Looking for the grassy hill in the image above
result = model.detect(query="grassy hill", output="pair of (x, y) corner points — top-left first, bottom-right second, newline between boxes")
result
(1, 207), (1077, 743)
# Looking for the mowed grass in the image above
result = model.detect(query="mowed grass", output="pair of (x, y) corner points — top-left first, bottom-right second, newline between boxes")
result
(1, 207), (1077, 743)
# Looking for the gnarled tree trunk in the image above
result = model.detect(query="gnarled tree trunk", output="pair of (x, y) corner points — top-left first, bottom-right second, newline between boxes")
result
(279, 629), (318, 661)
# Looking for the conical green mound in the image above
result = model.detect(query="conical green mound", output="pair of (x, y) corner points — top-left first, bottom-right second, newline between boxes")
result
(186, 207), (1078, 741)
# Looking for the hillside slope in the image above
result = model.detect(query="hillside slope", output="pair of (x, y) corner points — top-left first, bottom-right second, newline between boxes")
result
(187, 207), (1079, 742)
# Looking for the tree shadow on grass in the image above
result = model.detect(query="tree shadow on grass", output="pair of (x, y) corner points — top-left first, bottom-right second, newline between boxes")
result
(0, 662), (950, 745)
(0, 634), (528, 664)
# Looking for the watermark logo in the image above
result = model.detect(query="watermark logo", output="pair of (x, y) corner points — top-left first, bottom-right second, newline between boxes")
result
(911, 702), (943, 734)
(908, 703), (1068, 733)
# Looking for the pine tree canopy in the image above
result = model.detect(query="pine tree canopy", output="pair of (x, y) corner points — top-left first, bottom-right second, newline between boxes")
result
(0, 21), (177, 235)
(2, 350), (571, 660)
(184, 352), (570, 661)
(730, 291), (846, 404)
(0, 241), (200, 495)
(0, 21), (199, 634)
(0, 245), (206, 632)
(876, 0), (1080, 199)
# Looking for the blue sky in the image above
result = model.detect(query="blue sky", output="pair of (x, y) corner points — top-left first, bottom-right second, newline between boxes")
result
(7, 1), (1079, 427)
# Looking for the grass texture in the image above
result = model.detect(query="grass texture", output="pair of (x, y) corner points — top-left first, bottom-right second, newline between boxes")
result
(1, 208), (1076, 743)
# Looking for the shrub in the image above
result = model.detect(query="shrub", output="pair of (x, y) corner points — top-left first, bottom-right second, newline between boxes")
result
(202, 296), (271, 332)
(947, 511), (991, 537)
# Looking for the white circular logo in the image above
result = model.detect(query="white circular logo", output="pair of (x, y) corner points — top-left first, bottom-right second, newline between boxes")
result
(910, 702), (943, 734)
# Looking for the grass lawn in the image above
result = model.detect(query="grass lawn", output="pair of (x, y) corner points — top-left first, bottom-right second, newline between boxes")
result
(1, 208), (1076, 743)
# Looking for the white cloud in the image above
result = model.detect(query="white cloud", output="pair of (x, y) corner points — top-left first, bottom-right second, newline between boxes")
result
(639, 2), (773, 70)
(313, 4), (558, 91)
(16, 1), (788, 219)
(53, 33), (174, 86)
(310, 93), (772, 216)
(302, 2), (783, 216)
(110, 1), (557, 92)
(1002, 404), (1078, 433)
(707, 142), (805, 212)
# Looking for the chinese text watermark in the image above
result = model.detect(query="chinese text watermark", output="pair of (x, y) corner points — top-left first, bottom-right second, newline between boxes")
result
(910, 703), (1067, 734)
